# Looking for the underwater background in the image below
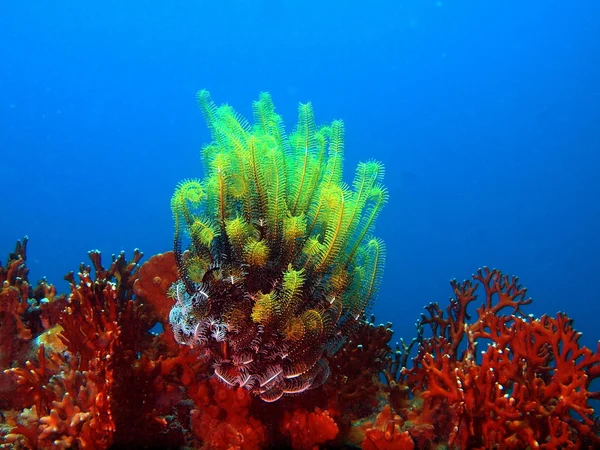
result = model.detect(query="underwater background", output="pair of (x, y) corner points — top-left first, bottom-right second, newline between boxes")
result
(1, 0), (599, 354)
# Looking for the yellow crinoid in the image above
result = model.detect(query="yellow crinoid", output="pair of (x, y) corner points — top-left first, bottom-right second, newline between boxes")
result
(169, 90), (387, 401)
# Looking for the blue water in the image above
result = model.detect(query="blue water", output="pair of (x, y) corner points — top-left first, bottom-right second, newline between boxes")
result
(1, 1), (599, 349)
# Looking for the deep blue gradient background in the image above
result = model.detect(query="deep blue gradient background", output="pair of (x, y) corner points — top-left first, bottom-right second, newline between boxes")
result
(2, 1), (599, 348)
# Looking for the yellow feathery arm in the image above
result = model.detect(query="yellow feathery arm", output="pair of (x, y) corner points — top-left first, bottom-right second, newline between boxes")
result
(171, 179), (205, 238)
(303, 195), (325, 241)
(196, 90), (219, 138)
(303, 124), (341, 237)
(314, 186), (350, 272)
(343, 161), (384, 254)
(283, 310), (324, 364)
(253, 93), (288, 182)
(171, 192), (186, 269)
(280, 264), (306, 313)
(355, 238), (386, 317)
(217, 169), (227, 227)
(301, 309), (323, 341)
(343, 164), (369, 237)
(289, 102), (316, 215)
(343, 264), (365, 315)
(217, 105), (252, 169)
(284, 317), (307, 343)
(344, 184), (388, 266)
(244, 238), (269, 267)
(171, 179), (208, 290)
(266, 144), (287, 243)
(252, 92), (275, 135)
(225, 216), (252, 259)
(300, 236), (323, 270)
(251, 291), (280, 325)
(281, 213), (306, 266)
(190, 217), (219, 248)
(269, 114), (288, 178)
(218, 104), (251, 138)
(248, 135), (269, 221)
(301, 127), (328, 217)
(302, 163), (335, 242)
(322, 120), (344, 188)
(207, 153), (231, 228)
(215, 106), (253, 220)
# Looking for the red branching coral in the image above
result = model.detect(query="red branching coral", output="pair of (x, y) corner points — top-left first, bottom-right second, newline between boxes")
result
(6, 347), (115, 449)
(361, 405), (414, 450)
(1, 247), (158, 449)
(0, 238), (33, 368)
(396, 267), (600, 449)
(4, 255), (129, 448)
(0, 238), (68, 412)
(36, 248), (208, 449)
(0, 238), (29, 286)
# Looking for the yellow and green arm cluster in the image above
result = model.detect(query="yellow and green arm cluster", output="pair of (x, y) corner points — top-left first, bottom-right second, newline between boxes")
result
(171, 90), (387, 350)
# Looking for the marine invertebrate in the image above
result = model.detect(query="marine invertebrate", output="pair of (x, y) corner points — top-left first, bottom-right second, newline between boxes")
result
(392, 267), (600, 449)
(5, 259), (124, 449)
(2, 237), (599, 448)
(280, 407), (339, 450)
(169, 90), (387, 401)
(132, 251), (180, 352)
(0, 238), (32, 368)
(0, 247), (209, 449)
(188, 378), (267, 450)
(361, 405), (414, 450)
(0, 238), (66, 411)
(324, 318), (394, 424)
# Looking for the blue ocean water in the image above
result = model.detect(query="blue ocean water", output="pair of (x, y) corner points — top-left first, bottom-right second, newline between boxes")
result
(1, 0), (599, 351)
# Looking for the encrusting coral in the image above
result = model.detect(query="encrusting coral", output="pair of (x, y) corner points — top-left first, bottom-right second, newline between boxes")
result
(168, 90), (388, 402)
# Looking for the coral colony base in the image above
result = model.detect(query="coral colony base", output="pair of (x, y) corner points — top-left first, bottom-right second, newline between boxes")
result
(0, 93), (599, 449)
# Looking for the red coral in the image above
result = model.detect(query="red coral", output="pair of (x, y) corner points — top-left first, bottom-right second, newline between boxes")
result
(5, 342), (115, 449)
(5, 263), (121, 449)
(3, 249), (144, 449)
(0, 238), (33, 368)
(0, 238), (68, 411)
(361, 405), (414, 450)
(280, 407), (339, 450)
(188, 378), (267, 450)
(397, 267), (600, 449)
(132, 251), (180, 351)
(2, 247), (208, 449)
(326, 320), (393, 421)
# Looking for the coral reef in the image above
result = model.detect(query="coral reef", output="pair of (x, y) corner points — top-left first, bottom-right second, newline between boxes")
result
(385, 267), (600, 449)
(2, 248), (145, 449)
(360, 406), (414, 450)
(1, 94), (598, 449)
(1, 242), (599, 449)
(168, 91), (388, 402)
(0, 238), (67, 412)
